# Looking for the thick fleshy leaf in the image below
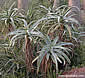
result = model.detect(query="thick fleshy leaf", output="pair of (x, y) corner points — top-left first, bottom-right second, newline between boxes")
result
(51, 50), (58, 73)
(55, 5), (68, 12)
(10, 35), (25, 46)
(55, 54), (62, 64)
(54, 45), (71, 55)
(59, 42), (73, 46)
(32, 56), (40, 63)
(57, 53), (66, 65)
(54, 49), (71, 64)
(52, 36), (59, 45)
(65, 17), (80, 26)
(39, 5), (48, 11)
(30, 17), (49, 31)
(10, 17), (16, 28)
(8, 2), (16, 12)
(65, 25), (71, 38)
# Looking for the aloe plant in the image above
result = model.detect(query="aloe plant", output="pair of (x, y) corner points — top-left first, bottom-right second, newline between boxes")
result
(34, 5), (80, 41)
(0, 2), (27, 32)
(7, 5), (79, 74)
(7, 19), (44, 72)
(1, 3), (82, 77)
(32, 35), (73, 73)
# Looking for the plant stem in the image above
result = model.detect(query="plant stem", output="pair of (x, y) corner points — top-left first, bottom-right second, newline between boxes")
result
(25, 35), (34, 72)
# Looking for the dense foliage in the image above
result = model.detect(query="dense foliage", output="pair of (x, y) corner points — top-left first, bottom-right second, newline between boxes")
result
(0, 0), (85, 78)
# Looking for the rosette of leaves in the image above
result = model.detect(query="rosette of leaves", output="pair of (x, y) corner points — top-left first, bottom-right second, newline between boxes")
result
(32, 35), (73, 73)
(34, 5), (80, 41)
(7, 20), (44, 72)
(0, 2), (27, 32)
